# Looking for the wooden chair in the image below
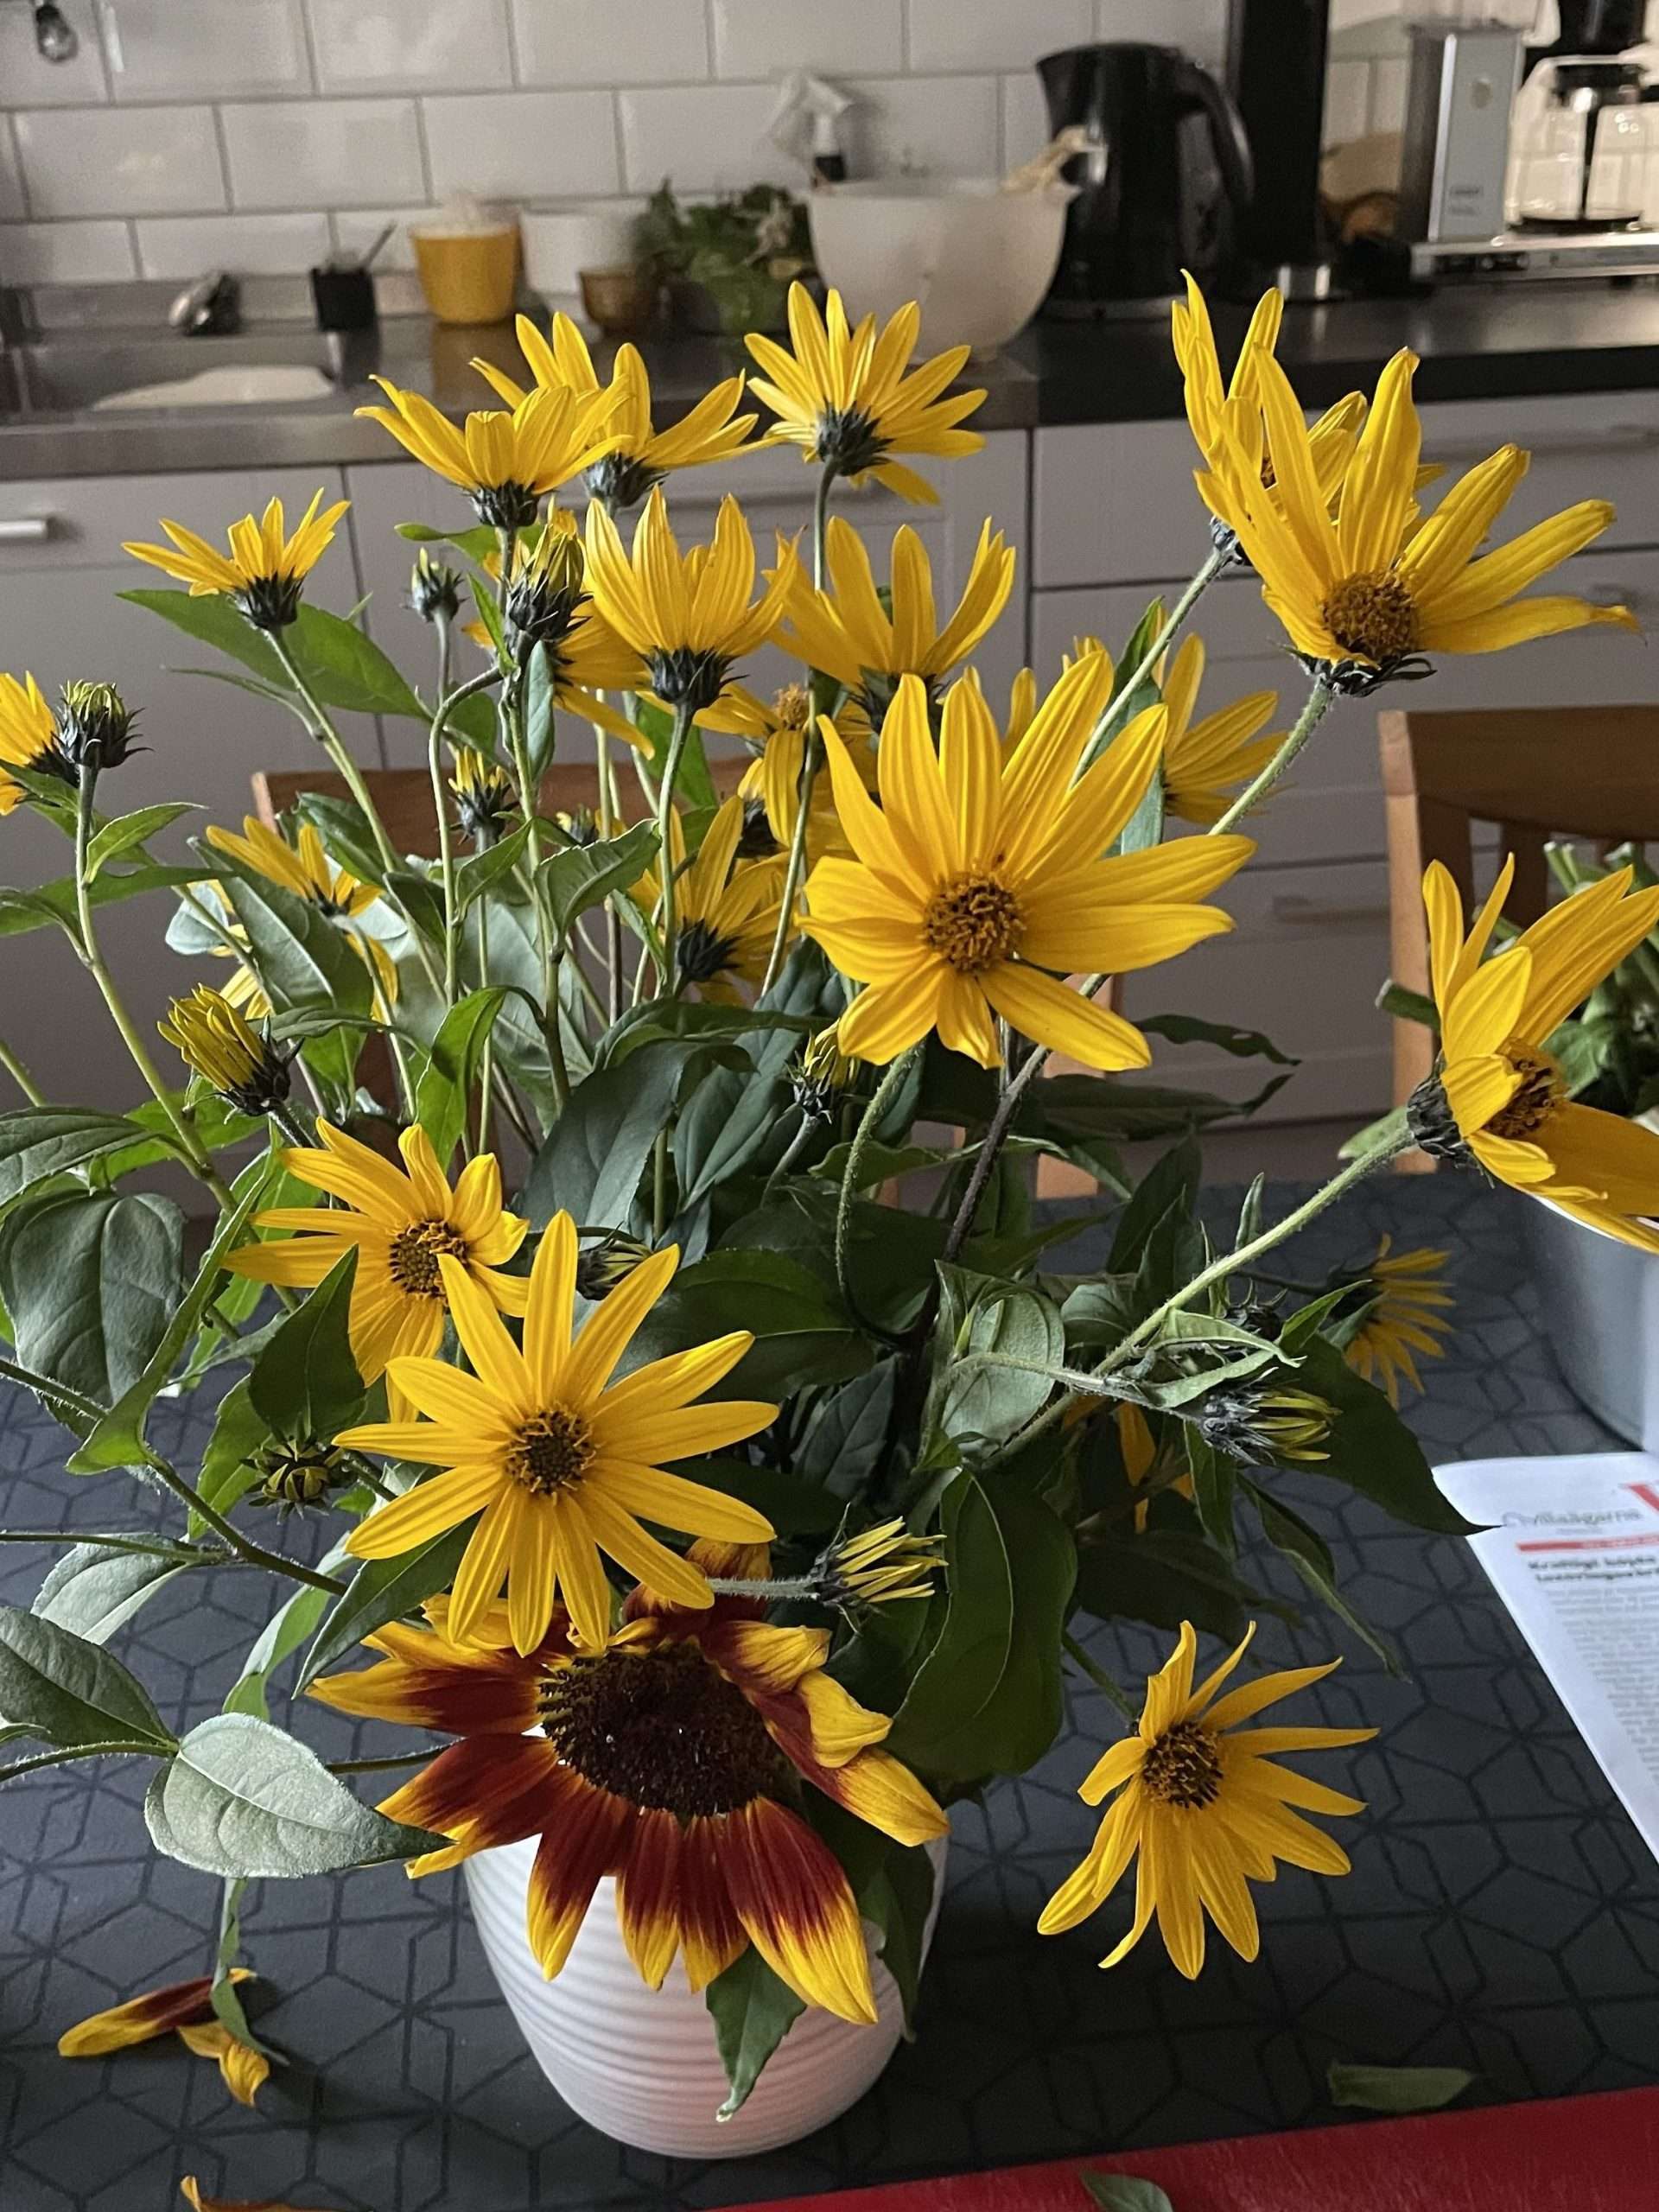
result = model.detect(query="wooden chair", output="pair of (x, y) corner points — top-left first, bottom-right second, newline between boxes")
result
(251, 758), (747, 852)
(1381, 702), (1659, 1161)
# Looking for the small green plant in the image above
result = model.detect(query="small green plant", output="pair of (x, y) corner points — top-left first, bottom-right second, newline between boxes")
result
(638, 181), (814, 336)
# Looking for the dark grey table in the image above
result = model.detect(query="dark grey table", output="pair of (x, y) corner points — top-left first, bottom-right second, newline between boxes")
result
(3, 1173), (1656, 2212)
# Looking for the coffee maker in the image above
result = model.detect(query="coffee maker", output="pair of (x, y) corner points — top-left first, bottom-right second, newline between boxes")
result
(1510, 0), (1659, 230)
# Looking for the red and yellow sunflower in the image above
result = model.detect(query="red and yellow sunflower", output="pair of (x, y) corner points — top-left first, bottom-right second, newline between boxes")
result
(312, 1553), (946, 2021)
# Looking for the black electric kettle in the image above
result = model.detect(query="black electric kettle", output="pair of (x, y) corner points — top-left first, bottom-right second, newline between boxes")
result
(1039, 42), (1253, 310)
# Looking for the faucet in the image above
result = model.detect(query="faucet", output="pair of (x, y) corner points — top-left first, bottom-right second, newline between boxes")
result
(167, 270), (241, 336)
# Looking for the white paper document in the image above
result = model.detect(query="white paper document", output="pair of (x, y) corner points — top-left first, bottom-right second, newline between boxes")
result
(1435, 1450), (1659, 1862)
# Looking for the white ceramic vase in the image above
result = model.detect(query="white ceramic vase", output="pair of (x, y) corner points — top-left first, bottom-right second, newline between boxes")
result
(464, 1831), (949, 2158)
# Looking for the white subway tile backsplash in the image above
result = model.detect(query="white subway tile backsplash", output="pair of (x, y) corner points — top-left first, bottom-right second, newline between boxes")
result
(1096, 0), (1226, 67)
(618, 83), (793, 194)
(0, 123), (25, 223)
(14, 105), (226, 217)
(332, 206), (428, 270)
(0, 0), (108, 107)
(135, 210), (332, 278)
(1001, 72), (1052, 175)
(909, 0), (1091, 75)
(308, 0), (512, 93)
(423, 90), (619, 200)
(512, 0), (708, 87)
(99, 0), (309, 99)
(846, 74), (1001, 180)
(709, 0), (901, 81)
(0, 219), (137, 281)
(221, 99), (424, 212)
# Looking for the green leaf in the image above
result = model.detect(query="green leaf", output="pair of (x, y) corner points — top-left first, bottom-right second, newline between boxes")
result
(225, 1569), (342, 1721)
(670, 948), (836, 1202)
(451, 819), (532, 911)
(1376, 979), (1439, 1029)
(193, 1378), (274, 1534)
(32, 1546), (191, 1643)
(688, 1455), (838, 1537)
(705, 1944), (805, 2118)
(67, 1154), (272, 1473)
(1294, 1338), (1475, 1534)
(622, 1248), (869, 1399)
(218, 868), (372, 1096)
(887, 1471), (1010, 1770)
(1079, 2177), (1175, 2212)
(123, 590), (425, 721)
(0, 1189), (182, 1409)
(1109, 1135), (1202, 1274)
(144, 1713), (444, 1878)
(0, 1107), (153, 1213)
(1326, 2062), (1476, 2113)
(297, 1522), (472, 1689)
(539, 822), (659, 949)
(0, 1605), (174, 1751)
(1073, 1527), (1281, 1643)
(395, 519), (499, 561)
(413, 988), (509, 1166)
(248, 1248), (366, 1444)
(0, 865), (208, 940)
(795, 1363), (897, 1499)
(1247, 1482), (1401, 1674)
(1138, 1011), (1296, 1066)
(85, 803), (197, 880)
(942, 1282), (1065, 1446)
(524, 1039), (685, 1231)
(291, 791), (391, 897)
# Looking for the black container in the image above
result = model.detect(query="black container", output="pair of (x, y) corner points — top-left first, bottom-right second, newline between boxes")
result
(1039, 41), (1253, 310)
(309, 264), (377, 334)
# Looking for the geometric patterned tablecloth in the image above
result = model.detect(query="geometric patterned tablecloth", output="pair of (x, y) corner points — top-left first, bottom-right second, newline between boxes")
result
(3, 1173), (1656, 2212)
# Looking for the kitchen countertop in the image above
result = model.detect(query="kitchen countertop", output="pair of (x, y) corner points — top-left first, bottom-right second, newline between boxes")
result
(3, 282), (1659, 482)
(3, 1170), (1656, 2212)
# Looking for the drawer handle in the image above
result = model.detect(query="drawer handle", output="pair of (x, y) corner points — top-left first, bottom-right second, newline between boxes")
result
(0, 516), (52, 545)
(1270, 894), (1392, 930)
(1427, 425), (1659, 465)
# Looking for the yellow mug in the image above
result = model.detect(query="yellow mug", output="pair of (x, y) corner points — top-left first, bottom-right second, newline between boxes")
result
(410, 222), (521, 327)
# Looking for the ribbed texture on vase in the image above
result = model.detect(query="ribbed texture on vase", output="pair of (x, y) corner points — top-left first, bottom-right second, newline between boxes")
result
(465, 1832), (948, 2158)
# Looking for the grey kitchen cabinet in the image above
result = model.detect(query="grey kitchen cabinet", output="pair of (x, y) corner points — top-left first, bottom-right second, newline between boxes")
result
(344, 429), (1032, 776)
(0, 465), (362, 1112)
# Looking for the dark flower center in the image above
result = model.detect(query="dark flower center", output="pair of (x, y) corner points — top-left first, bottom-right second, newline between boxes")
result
(923, 871), (1023, 973)
(235, 571), (304, 632)
(651, 645), (732, 713)
(507, 1407), (594, 1495)
(539, 1641), (790, 1816)
(1141, 1719), (1224, 1809)
(585, 452), (664, 514)
(1489, 1046), (1561, 1141)
(678, 918), (741, 985)
(1322, 570), (1419, 664)
(387, 1218), (470, 1297)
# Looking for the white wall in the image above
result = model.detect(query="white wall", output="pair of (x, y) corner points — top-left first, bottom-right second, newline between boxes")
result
(1, 0), (1252, 285)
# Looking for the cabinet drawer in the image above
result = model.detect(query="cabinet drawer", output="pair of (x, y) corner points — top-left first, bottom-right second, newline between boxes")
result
(0, 466), (353, 573)
(1033, 385), (1659, 590)
(1116, 855), (1396, 1124)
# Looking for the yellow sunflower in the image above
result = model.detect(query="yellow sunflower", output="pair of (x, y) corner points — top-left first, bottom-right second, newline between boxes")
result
(0, 671), (70, 812)
(701, 679), (874, 859)
(1039, 1620), (1374, 1978)
(1207, 347), (1635, 687)
(804, 658), (1252, 1071)
(774, 516), (1015, 718)
(124, 489), (348, 632)
(206, 815), (398, 1010)
(356, 378), (617, 529)
(1156, 635), (1281, 827)
(1336, 1236), (1452, 1406)
(583, 486), (795, 711)
(1173, 276), (1367, 518)
(475, 312), (759, 510)
(311, 1553), (944, 2015)
(225, 1119), (531, 1381)
(335, 1213), (778, 1654)
(745, 283), (986, 503)
(637, 796), (789, 1002)
(1413, 856), (1659, 1251)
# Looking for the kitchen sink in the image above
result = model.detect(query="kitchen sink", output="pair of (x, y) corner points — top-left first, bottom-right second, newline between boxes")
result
(0, 328), (346, 418)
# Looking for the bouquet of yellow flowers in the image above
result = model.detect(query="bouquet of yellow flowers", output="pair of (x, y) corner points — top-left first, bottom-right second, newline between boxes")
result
(4, 280), (1656, 2128)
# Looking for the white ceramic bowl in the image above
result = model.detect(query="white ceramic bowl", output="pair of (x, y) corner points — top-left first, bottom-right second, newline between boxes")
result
(807, 176), (1072, 357)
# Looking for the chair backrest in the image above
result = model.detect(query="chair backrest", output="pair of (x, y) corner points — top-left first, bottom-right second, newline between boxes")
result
(1380, 702), (1659, 1141)
(252, 757), (747, 855)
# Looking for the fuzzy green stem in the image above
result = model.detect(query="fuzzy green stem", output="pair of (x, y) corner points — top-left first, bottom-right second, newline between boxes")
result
(1208, 674), (1337, 837)
(758, 463), (838, 998)
(73, 771), (236, 1211)
(836, 1048), (916, 1330)
(0, 1529), (220, 1561)
(0, 1353), (102, 1427)
(139, 1446), (349, 1596)
(0, 1035), (44, 1106)
(0, 1742), (162, 1786)
(428, 662), (501, 1005)
(1082, 541), (1229, 769)
(653, 698), (697, 993)
(762, 1113), (817, 1198)
(326, 1748), (446, 1775)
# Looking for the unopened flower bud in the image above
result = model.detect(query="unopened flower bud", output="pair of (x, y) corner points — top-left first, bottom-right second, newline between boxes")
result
(505, 517), (587, 645)
(409, 549), (463, 626)
(790, 1027), (857, 1122)
(158, 985), (289, 1115)
(253, 1440), (352, 1515)
(448, 747), (518, 845)
(575, 1232), (652, 1301)
(56, 681), (140, 772)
